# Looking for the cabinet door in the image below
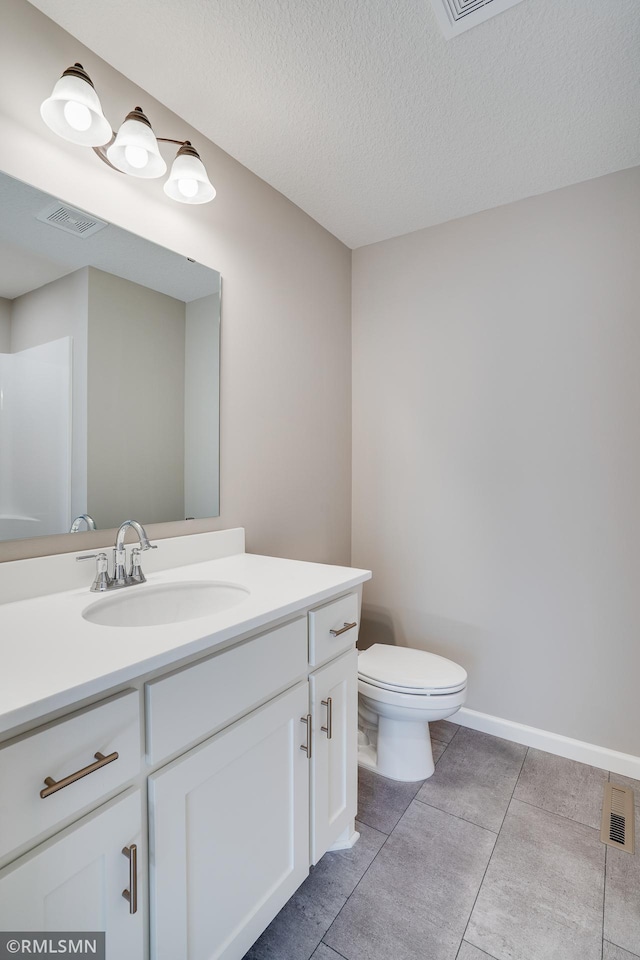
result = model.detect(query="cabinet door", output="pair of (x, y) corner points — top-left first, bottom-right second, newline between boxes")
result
(310, 648), (358, 864)
(0, 790), (144, 960)
(149, 682), (310, 960)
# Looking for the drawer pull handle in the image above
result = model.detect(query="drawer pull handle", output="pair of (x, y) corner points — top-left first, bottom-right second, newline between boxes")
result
(122, 844), (138, 914)
(330, 621), (357, 637)
(321, 697), (333, 739)
(300, 714), (312, 759)
(40, 750), (119, 799)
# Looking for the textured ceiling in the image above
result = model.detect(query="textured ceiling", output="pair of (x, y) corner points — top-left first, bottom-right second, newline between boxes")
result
(27, 0), (640, 248)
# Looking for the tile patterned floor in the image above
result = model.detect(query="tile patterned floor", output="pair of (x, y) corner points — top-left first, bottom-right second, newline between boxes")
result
(244, 722), (640, 960)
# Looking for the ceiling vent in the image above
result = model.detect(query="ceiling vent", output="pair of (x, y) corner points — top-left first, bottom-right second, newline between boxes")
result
(36, 201), (108, 239)
(430, 0), (526, 38)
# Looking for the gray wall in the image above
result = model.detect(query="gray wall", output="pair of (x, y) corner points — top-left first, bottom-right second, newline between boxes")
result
(9, 269), (86, 353)
(0, 0), (351, 564)
(86, 268), (185, 529)
(352, 167), (640, 756)
(0, 299), (10, 351)
(185, 294), (220, 520)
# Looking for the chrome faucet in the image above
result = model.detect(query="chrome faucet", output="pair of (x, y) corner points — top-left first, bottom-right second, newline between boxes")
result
(77, 519), (157, 592)
(69, 513), (97, 532)
(113, 520), (157, 586)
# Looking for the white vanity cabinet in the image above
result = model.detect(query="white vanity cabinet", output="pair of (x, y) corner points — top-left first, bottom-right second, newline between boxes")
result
(147, 594), (360, 959)
(0, 790), (144, 956)
(308, 592), (360, 864)
(149, 683), (310, 960)
(310, 648), (358, 864)
(0, 533), (368, 960)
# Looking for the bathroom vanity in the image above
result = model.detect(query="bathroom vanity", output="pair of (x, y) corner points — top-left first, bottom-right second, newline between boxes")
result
(0, 528), (371, 959)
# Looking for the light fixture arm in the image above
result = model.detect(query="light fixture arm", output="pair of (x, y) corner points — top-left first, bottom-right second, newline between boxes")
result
(93, 135), (198, 173)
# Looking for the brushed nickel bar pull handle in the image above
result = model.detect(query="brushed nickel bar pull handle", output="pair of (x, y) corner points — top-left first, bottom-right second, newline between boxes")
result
(300, 714), (312, 758)
(40, 751), (119, 799)
(321, 697), (333, 739)
(329, 621), (357, 637)
(122, 844), (138, 914)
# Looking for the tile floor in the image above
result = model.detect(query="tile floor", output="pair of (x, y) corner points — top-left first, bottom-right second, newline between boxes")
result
(244, 721), (640, 960)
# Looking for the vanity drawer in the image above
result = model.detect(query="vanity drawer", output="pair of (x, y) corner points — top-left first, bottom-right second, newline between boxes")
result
(308, 592), (360, 667)
(145, 616), (308, 765)
(0, 690), (141, 861)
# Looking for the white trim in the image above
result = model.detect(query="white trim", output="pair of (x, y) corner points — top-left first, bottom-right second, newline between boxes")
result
(328, 825), (360, 852)
(455, 708), (640, 781)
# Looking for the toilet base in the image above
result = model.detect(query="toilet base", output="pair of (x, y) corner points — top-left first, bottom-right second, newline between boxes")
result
(358, 715), (435, 782)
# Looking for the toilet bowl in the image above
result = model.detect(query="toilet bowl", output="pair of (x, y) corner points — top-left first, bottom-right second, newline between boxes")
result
(357, 644), (467, 782)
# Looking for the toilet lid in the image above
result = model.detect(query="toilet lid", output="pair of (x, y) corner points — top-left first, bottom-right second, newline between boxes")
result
(358, 644), (467, 694)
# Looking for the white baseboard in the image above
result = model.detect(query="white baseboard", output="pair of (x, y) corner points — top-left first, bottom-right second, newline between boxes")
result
(454, 708), (640, 781)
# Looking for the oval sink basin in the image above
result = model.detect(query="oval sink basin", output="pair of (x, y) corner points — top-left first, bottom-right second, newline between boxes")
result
(82, 580), (250, 628)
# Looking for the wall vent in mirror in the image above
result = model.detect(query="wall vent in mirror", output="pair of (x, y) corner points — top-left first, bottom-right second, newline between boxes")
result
(36, 201), (108, 238)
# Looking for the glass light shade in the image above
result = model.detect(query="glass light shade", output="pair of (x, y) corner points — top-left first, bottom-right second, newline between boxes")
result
(106, 108), (166, 179)
(164, 147), (216, 204)
(40, 65), (112, 147)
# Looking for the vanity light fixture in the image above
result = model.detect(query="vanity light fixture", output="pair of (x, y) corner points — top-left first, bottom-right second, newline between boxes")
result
(40, 64), (216, 204)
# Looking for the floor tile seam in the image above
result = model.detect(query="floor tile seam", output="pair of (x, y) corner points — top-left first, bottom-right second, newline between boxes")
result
(601, 841), (609, 960)
(354, 812), (392, 836)
(605, 938), (640, 960)
(308, 820), (388, 952)
(602, 844), (608, 960)
(434, 736), (454, 764)
(324, 784), (435, 943)
(354, 817), (387, 842)
(431, 735), (450, 748)
(457, 828), (500, 950)
(458, 745), (529, 949)
(412, 794), (500, 837)
(455, 941), (499, 960)
(509, 794), (603, 835)
(449, 724), (462, 744)
(495, 745), (528, 837)
(318, 943), (350, 960)
(321, 818), (398, 945)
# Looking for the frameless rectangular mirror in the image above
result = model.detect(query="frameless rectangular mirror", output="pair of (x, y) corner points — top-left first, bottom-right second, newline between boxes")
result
(0, 170), (220, 544)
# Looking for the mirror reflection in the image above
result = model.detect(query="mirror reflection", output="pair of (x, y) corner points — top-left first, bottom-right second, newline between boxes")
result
(0, 171), (220, 543)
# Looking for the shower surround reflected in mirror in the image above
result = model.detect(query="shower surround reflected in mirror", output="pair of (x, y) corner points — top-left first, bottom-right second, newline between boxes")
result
(0, 170), (220, 544)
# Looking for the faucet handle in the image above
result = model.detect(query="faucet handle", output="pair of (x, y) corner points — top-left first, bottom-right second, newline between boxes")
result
(128, 547), (147, 584)
(76, 552), (112, 593)
(113, 545), (129, 587)
(76, 552), (108, 565)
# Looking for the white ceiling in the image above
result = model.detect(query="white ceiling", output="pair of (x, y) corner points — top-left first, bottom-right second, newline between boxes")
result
(27, 0), (640, 249)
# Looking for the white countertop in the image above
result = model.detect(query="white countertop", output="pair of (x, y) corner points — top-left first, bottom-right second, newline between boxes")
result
(0, 548), (371, 735)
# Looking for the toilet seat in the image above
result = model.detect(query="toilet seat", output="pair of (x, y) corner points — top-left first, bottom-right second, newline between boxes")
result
(359, 675), (466, 696)
(358, 644), (467, 696)
(358, 677), (467, 711)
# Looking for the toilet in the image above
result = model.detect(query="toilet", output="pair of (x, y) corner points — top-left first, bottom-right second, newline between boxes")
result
(357, 643), (467, 782)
